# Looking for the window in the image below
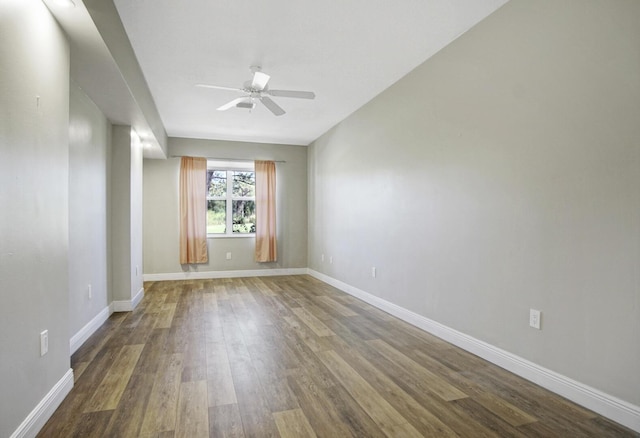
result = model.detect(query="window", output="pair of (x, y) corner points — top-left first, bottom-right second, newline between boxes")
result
(206, 162), (256, 236)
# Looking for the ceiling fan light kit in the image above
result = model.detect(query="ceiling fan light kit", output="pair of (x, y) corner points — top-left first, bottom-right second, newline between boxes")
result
(196, 66), (316, 116)
(236, 101), (255, 110)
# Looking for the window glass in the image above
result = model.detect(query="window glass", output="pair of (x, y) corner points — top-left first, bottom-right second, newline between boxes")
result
(207, 170), (226, 197)
(206, 166), (255, 236)
(232, 171), (255, 197)
(207, 200), (226, 234)
(232, 200), (256, 233)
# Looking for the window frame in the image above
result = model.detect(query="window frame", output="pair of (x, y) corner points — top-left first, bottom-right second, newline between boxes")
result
(206, 161), (256, 238)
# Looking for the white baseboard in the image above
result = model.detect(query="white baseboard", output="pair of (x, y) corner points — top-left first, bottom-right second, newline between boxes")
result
(112, 287), (145, 312)
(10, 368), (74, 438)
(143, 267), (308, 282)
(69, 305), (114, 354)
(132, 287), (144, 308)
(307, 269), (640, 433)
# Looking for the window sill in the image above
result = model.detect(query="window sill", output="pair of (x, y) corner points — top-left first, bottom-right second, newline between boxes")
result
(207, 234), (255, 239)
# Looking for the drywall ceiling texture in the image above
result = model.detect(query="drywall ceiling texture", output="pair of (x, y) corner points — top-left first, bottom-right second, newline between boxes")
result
(308, 0), (640, 407)
(0, 2), (71, 436)
(113, 0), (508, 145)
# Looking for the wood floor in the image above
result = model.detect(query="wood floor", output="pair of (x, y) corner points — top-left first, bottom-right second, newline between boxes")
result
(39, 276), (636, 437)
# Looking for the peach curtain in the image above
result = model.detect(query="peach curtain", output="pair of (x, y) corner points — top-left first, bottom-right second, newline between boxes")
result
(255, 160), (277, 262)
(179, 157), (208, 264)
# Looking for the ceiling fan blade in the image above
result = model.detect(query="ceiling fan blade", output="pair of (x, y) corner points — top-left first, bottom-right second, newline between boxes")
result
(217, 97), (251, 111)
(251, 71), (270, 90)
(260, 96), (285, 116)
(196, 84), (243, 92)
(267, 89), (315, 99)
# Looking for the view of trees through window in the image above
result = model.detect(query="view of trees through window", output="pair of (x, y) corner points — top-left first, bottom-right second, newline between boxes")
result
(206, 169), (256, 235)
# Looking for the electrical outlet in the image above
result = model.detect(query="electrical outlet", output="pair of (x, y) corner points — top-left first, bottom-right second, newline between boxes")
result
(87, 284), (92, 300)
(529, 309), (541, 329)
(226, 252), (232, 260)
(372, 267), (377, 278)
(40, 330), (48, 356)
(321, 254), (324, 262)
(329, 256), (333, 264)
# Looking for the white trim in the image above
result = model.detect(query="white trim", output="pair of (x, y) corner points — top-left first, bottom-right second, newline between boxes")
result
(143, 268), (308, 282)
(69, 305), (114, 354)
(112, 300), (131, 312)
(10, 368), (74, 438)
(307, 269), (640, 433)
(112, 287), (145, 312)
(207, 234), (255, 239)
(132, 287), (144, 308)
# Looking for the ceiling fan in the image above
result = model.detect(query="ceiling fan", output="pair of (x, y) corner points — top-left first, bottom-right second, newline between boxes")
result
(196, 66), (315, 116)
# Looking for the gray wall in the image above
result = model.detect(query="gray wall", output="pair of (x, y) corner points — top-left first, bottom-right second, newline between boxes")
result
(143, 137), (307, 274)
(0, 1), (71, 436)
(69, 82), (112, 337)
(111, 125), (144, 302)
(130, 131), (144, 297)
(308, 0), (640, 406)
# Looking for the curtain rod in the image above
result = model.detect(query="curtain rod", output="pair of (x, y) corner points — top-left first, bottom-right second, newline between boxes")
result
(170, 155), (286, 163)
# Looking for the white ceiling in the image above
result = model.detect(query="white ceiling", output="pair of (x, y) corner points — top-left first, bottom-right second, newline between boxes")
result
(110, 0), (508, 146)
